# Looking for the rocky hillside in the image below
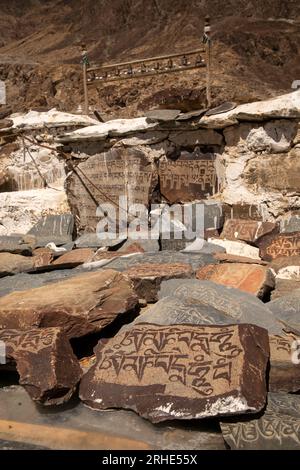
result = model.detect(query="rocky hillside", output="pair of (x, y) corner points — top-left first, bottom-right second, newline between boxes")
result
(0, 0), (300, 116)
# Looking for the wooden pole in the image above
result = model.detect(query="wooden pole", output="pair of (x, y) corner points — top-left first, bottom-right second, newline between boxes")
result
(81, 45), (89, 115)
(204, 16), (212, 108)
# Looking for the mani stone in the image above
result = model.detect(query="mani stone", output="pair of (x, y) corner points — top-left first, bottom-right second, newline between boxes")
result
(220, 219), (277, 244)
(125, 263), (193, 303)
(0, 270), (138, 339)
(269, 334), (300, 393)
(28, 214), (74, 247)
(258, 232), (300, 261)
(66, 147), (158, 234)
(0, 327), (81, 405)
(159, 279), (282, 335)
(267, 289), (300, 335)
(123, 296), (235, 329)
(220, 392), (300, 450)
(159, 151), (219, 204)
(195, 263), (275, 299)
(79, 323), (269, 423)
(0, 253), (35, 278)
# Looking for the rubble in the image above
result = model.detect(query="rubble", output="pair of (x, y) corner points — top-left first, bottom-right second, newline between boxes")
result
(80, 323), (269, 422)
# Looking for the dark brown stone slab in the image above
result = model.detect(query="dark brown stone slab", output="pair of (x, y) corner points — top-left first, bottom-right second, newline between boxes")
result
(159, 152), (219, 203)
(125, 263), (193, 302)
(196, 263), (274, 298)
(80, 323), (269, 423)
(32, 248), (54, 268)
(0, 327), (81, 405)
(258, 232), (300, 261)
(0, 270), (138, 339)
(269, 334), (300, 393)
(52, 248), (95, 267)
(220, 393), (300, 449)
(220, 218), (278, 244)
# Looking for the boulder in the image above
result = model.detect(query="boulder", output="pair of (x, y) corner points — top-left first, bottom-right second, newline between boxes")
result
(195, 263), (274, 298)
(220, 392), (300, 450)
(159, 279), (282, 335)
(80, 323), (269, 422)
(0, 270), (138, 339)
(125, 263), (193, 302)
(0, 327), (81, 405)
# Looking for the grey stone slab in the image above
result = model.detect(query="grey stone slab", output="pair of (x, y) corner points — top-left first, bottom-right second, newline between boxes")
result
(145, 109), (181, 122)
(205, 102), (237, 117)
(280, 215), (300, 233)
(0, 235), (34, 255)
(221, 393), (300, 450)
(267, 289), (300, 335)
(159, 279), (282, 335)
(28, 214), (74, 247)
(75, 233), (125, 248)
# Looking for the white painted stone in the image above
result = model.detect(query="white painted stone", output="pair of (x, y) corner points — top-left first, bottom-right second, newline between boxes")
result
(277, 266), (300, 280)
(208, 238), (261, 259)
(12, 108), (98, 130)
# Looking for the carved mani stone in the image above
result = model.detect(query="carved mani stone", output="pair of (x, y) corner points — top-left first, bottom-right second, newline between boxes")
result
(220, 393), (300, 450)
(258, 232), (300, 261)
(125, 263), (193, 302)
(269, 334), (300, 393)
(159, 279), (283, 335)
(79, 323), (269, 423)
(195, 263), (275, 299)
(0, 327), (82, 405)
(220, 219), (277, 244)
(0, 270), (138, 339)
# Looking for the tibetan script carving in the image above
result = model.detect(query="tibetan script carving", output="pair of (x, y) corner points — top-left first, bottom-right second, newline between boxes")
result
(80, 323), (269, 423)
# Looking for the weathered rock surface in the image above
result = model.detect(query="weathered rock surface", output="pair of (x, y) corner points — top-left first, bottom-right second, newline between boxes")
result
(208, 238), (261, 260)
(0, 235), (35, 255)
(220, 218), (277, 244)
(0, 327), (81, 405)
(259, 232), (300, 261)
(119, 238), (159, 253)
(0, 188), (70, 236)
(183, 238), (226, 254)
(12, 109), (98, 131)
(267, 290), (300, 335)
(168, 129), (223, 147)
(214, 252), (268, 265)
(28, 214), (74, 247)
(125, 263), (193, 302)
(221, 392), (300, 450)
(159, 279), (282, 335)
(52, 248), (94, 267)
(269, 334), (300, 393)
(0, 270), (138, 338)
(280, 214), (300, 233)
(196, 263), (274, 298)
(0, 253), (35, 277)
(271, 279), (300, 300)
(80, 323), (269, 422)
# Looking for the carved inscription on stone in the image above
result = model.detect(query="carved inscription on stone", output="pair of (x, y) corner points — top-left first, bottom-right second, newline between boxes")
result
(66, 147), (158, 233)
(221, 393), (300, 449)
(220, 219), (277, 244)
(259, 233), (300, 261)
(159, 154), (218, 203)
(80, 323), (269, 423)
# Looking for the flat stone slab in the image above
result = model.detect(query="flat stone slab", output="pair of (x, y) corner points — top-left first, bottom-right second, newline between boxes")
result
(80, 323), (269, 423)
(159, 279), (282, 335)
(269, 334), (300, 393)
(28, 214), (74, 247)
(0, 327), (81, 405)
(125, 263), (193, 302)
(271, 279), (300, 300)
(195, 263), (274, 298)
(267, 289), (300, 335)
(208, 238), (261, 260)
(52, 248), (95, 267)
(220, 219), (277, 244)
(0, 235), (35, 255)
(220, 392), (300, 449)
(0, 270), (138, 339)
(0, 253), (35, 278)
(145, 110), (181, 122)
